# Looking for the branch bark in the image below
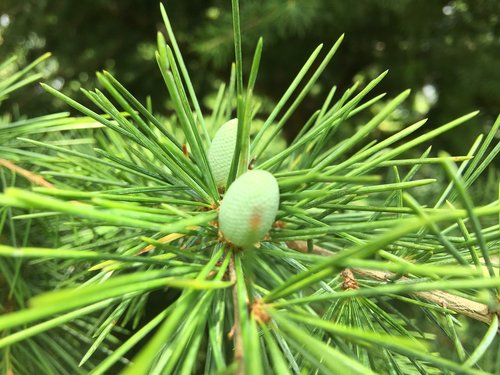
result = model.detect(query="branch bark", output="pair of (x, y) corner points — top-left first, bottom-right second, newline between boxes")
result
(286, 240), (498, 327)
(229, 254), (245, 375)
(0, 159), (54, 188)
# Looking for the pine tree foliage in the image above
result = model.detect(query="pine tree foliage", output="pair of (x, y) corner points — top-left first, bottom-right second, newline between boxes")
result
(1, 2), (499, 374)
(0, 54), (121, 374)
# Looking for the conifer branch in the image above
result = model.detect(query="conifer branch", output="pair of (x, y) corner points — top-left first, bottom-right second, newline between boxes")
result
(229, 254), (245, 375)
(286, 240), (499, 327)
(353, 267), (498, 326)
(0, 159), (54, 188)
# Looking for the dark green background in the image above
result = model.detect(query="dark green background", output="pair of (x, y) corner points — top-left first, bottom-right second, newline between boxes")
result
(1, 0), (499, 153)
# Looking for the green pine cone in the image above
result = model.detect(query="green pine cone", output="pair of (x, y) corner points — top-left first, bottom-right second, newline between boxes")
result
(219, 170), (280, 247)
(208, 118), (238, 189)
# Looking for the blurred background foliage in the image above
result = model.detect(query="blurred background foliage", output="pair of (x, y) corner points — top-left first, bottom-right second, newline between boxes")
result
(0, 0), (499, 154)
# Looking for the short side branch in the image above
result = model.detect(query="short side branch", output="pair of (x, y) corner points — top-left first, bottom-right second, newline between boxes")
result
(287, 240), (498, 327)
(0, 159), (54, 188)
(229, 254), (245, 375)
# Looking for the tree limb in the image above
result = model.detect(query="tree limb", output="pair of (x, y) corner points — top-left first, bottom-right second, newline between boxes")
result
(229, 254), (245, 375)
(286, 240), (498, 327)
(0, 159), (54, 188)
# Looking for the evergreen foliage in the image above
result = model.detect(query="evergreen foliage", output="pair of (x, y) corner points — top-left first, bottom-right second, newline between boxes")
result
(0, 2), (499, 374)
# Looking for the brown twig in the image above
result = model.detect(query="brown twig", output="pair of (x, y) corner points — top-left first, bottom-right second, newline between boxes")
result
(0, 159), (90, 207)
(229, 254), (245, 375)
(353, 268), (496, 325)
(286, 240), (333, 256)
(0, 159), (54, 188)
(286, 240), (498, 327)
